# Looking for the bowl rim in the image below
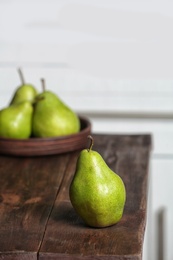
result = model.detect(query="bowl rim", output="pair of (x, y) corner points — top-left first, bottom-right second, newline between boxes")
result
(0, 115), (91, 143)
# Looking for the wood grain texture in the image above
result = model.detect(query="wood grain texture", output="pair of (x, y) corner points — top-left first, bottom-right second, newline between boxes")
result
(39, 134), (152, 260)
(0, 153), (71, 259)
(0, 134), (151, 260)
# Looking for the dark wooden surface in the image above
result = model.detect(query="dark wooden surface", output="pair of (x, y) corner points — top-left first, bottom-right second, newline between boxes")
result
(0, 134), (152, 260)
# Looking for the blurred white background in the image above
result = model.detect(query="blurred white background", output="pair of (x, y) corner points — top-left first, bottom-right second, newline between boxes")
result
(1, 1), (173, 259)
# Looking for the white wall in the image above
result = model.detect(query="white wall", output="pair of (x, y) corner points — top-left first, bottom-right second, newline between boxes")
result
(1, 1), (173, 259)
(1, 0), (173, 113)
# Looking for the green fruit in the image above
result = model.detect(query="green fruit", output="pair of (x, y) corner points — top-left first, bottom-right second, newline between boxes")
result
(10, 68), (37, 105)
(0, 101), (33, 139)
(69, 135), (126, 228)
(32, 79), (80, 137)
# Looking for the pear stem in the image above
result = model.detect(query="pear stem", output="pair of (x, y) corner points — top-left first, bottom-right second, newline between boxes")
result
(18, 68), (25, 85)
(87, 135), (94, 152)
(41, 78), (46, 92)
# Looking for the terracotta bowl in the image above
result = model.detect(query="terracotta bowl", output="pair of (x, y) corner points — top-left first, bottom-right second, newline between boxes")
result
(0, 116), (92, 157)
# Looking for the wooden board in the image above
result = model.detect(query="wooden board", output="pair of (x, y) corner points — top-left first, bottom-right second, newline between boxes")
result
(0, 154), (71, 259)
(0, 134), (151, 260)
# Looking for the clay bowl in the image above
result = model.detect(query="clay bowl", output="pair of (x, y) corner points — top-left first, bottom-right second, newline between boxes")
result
(0, 116), (91, 157)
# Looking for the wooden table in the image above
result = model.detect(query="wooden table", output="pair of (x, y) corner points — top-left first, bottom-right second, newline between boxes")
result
(0, 134), (151, 260)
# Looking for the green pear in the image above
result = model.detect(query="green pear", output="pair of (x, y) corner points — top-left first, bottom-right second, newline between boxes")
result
(69, 135), (126, 228)
(10, 68), (37, 105)
(0, 101), (33, 139)
(32, 79), (80, 137)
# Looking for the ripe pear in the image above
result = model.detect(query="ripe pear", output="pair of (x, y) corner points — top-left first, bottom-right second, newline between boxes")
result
(32, 79), (80, 137)
(69, 135), (126, 228)
(0, 101), (33, 139)
(10, 68), (37, 105)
